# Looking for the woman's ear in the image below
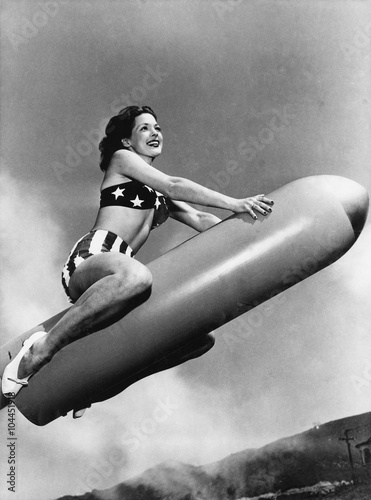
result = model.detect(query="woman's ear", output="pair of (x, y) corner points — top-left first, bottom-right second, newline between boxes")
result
(121, 138), (131, 148)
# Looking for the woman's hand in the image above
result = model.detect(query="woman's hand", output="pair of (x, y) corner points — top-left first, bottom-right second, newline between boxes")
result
(233, 194), (274, 219)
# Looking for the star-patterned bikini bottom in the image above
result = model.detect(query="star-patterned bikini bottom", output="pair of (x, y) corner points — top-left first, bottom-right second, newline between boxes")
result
(61, 230), (134, 303)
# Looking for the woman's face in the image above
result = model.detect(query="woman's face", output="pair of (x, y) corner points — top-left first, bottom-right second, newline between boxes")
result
(124, 113), (163, 161)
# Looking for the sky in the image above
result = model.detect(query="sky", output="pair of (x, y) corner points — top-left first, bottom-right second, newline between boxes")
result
(0, 0), (371, 499)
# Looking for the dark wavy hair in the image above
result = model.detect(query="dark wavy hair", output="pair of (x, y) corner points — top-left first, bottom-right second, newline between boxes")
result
(98, 105), (157, 172)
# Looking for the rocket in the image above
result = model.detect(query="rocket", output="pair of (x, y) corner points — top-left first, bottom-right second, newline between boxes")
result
(0, 175), (368, 425)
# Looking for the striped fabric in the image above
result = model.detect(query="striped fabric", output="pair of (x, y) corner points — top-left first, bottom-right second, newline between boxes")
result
(61, 230), (134, 303)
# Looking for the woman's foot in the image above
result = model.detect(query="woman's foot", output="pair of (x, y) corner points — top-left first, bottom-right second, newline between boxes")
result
(2, 331), (48, 398)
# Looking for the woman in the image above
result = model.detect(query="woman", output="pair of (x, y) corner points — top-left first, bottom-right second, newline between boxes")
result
(2, 105), (274, 402)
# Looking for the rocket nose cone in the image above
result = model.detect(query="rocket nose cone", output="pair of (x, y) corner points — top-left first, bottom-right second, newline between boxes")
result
(323, 176), (369, 238)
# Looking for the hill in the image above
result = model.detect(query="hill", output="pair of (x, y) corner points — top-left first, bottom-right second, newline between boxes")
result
(56, 412), (371, 500)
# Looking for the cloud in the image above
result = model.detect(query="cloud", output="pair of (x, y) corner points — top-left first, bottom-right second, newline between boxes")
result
(0, 170), (67, 338)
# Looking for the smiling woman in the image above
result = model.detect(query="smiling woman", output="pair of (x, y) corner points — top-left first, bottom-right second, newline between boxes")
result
(98, 106), (162, 171)
(1, 105), (274, 412)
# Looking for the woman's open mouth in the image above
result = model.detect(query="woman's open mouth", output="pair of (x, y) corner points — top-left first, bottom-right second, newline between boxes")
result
(147, 140), (160, 147)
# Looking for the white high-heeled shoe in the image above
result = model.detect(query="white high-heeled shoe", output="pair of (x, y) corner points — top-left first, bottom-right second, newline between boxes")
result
(2, 331), (47, 399)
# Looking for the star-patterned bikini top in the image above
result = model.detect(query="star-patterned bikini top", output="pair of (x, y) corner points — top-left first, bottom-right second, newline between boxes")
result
(100, 180), (170, 230)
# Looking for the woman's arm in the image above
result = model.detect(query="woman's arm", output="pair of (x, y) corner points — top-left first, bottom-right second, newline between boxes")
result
(168, 200), (222, 232)
(113, 150), (274, 219)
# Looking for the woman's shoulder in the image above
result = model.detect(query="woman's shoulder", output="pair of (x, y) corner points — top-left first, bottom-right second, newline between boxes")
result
(109, 149), (145, 177)
(105, 150), (136, 176)
(111, 149), (137, 164)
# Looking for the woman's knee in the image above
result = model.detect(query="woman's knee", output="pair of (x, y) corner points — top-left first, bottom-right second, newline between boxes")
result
(118, 263), (153, 296)
(135, 265), (153, 293)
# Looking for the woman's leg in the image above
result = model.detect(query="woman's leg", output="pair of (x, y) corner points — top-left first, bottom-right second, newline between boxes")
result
(14, 252), (153, 381)
(3, 251), (215, 402)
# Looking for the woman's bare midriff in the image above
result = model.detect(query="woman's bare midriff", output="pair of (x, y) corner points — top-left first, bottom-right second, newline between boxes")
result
(91, 205), (154, 253)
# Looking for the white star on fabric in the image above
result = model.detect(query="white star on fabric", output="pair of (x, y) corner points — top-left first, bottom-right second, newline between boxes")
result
(74, 255), (85, 268)
(144, 185), (154, 192)
(62, 268), (70, 285)
(154, 197), (161, 209)
(131, 195), (144, 207)
(112, 187), (125, 199)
